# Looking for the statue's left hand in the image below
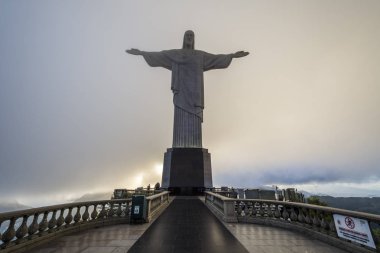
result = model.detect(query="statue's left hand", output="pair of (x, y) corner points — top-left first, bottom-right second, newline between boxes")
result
(126, 48), (143, 55)
(233, 51), (249, 58)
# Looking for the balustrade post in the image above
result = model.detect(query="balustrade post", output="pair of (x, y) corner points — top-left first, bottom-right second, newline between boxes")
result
(65, 208), (73, 226)
(312, 211), (321, 231)
(290, 208), (298, 221)
(274, 205), (281, 218)
(320, 211), (329, 233)
(259, 203), (265, 217)
(28, 214), (39, 236)
(267, 204), (273, 218)
(244, 202), (248, 216)
(237, 202), (242, 216)
(48, 210), (57, 231)
(16, 215), (28, 240)
(297, 208), (305, 223)
(74, 207), (81, 223)
(108, 203), (115, 217)
(223, 200), (237, 222)
(126, 202), (131, 217)
(56, 209), (65, 228)
(328, 217), (336, 236)
(39, 211), (48, 234)
(98, 204), (107, 219)
(116, 203), (122, 217)
(304, 209), (312, 226)
(91, 204), (98, 220)
(82, 206), (90, 221)
(146, 199), (152, 222)
(282, 206), (289, 221)
(2, 217), (16, 245)
(250, 202), (255, 217)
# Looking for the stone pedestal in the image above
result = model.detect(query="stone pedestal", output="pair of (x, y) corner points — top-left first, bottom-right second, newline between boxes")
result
(162, 148), (213, 195)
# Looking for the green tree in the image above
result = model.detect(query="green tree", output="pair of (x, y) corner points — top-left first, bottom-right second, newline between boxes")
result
(307, 196), (328, 206)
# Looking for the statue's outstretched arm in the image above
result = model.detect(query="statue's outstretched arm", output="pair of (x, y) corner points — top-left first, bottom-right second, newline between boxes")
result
(126, 48), (172, 70)
(125, 48), (144, 56)
(203, 50), (249, 71)
(232, 51), (249, 58)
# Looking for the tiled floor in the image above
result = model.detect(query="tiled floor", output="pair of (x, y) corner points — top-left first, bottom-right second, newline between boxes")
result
(224, 223), (349, 253)
(29, 222), (151, 253)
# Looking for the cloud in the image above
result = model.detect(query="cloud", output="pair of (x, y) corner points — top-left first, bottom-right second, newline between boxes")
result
(1, 0), (380, 205)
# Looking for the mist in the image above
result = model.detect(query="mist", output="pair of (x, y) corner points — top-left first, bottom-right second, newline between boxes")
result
(1, 0), (380, 206)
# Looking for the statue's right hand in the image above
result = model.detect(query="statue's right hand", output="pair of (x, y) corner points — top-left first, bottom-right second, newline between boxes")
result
(126, 48), (142, 55)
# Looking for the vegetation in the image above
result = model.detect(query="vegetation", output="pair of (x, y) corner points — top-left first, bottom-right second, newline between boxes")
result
(307, 196), (328, 206)
(372, 228), (380, 247)
(318, 196), (380, 215)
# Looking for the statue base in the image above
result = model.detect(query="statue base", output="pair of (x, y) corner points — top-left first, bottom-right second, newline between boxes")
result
(162, 148), (213, 195)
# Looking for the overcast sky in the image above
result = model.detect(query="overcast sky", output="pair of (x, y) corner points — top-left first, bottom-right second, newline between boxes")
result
(1, 0), (380, 206)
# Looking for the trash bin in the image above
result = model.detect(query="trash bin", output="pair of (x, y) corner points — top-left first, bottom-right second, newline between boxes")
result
(130, 195), (146, 223)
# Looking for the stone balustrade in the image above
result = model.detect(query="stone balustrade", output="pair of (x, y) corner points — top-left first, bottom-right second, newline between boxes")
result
(0, 191), (170, 253)
(205, 191), (380, 253)
(145, 191), (170, 222)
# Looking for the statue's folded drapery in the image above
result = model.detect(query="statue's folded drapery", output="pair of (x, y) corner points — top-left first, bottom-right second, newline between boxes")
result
(142, 49), (233, 148)
(142, 50), (232, 120)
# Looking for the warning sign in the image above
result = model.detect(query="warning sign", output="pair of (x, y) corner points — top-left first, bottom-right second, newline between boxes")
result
(333, 214), (376, 249)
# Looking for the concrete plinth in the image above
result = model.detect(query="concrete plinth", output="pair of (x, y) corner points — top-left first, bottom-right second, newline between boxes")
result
(162, 148), (212, 195)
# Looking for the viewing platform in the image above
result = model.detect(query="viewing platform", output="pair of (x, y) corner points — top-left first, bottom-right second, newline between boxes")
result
(28, 198), (348, 253)
(0, 191), (379, 253)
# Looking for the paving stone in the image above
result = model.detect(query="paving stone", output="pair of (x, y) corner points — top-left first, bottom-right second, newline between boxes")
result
(107, 239), (136, 247)
(222, 223), (350, 253)
(28, 248), (57, 253)
(80, 246), (117, 253)
(111, 247), (130, 253)
(52, 247), (84, 253)
(128, 198), (249, 253)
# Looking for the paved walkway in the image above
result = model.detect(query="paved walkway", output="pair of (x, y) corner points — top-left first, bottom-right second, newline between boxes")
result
(29, 197), (350, 253)
(29, 223), (150, 253)
(224, 223), (349, 253)
(128, 197), (248, 253)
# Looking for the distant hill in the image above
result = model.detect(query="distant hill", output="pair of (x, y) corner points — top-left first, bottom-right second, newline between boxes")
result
(299, 190), (330, 199)
(315, 196), (380, 215)
(0, 201), (31, 213)
(74, 192), (112, 202)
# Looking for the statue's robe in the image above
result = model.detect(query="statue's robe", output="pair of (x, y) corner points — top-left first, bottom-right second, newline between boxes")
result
(142, 49), (233, 148)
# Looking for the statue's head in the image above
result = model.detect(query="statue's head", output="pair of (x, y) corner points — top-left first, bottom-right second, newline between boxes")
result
(182, 30), (194, 49)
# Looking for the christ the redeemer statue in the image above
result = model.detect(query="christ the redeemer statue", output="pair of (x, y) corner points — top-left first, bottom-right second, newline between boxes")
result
(126, 30), (248, 148)
(127, 30), (248, 193)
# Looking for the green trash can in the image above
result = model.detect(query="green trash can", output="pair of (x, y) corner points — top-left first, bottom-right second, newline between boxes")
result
(130, 195), (146, 223)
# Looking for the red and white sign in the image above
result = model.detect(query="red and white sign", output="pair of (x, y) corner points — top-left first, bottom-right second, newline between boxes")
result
(333, 214), (376, 249)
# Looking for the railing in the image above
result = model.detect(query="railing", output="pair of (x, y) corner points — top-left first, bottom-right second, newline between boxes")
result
(0, 199), (131, 252)
(0, 191), (171, 253)
(205, 191), (380, 253)
(145, 191), (170, 222)
(111, 189), (164, 200)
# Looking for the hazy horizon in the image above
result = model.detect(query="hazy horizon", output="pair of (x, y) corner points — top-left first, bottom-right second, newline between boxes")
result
(1, 0), (380, 207)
